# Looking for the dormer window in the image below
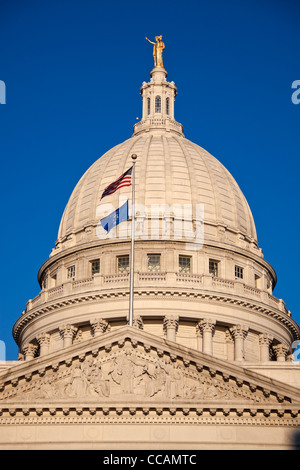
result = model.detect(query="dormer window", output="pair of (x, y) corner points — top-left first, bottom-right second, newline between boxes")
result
(155, 96), (161, 113)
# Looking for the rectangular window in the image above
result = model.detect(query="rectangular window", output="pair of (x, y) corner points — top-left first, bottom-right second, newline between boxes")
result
(255, 274), (260, 288)
(148, 254), (161, 272)
(67, 265), (76, 280)
(166, 97), (170, 115)
(209, 259), (219, 277)
(91, 259), (100, 276)
(155, 96), (161, 113)
(42, 275), (48, 289)
(50, 273), (57, 288)
(117, 255), (129, 273)
(179, 255), (191, 273)
(235, 265), (244, 279)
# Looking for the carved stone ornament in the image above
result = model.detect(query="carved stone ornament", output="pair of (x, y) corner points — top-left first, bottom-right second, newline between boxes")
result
(0, 327), (299, 425)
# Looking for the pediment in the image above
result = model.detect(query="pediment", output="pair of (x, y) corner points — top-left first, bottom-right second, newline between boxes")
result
(1, 327), (300, 418)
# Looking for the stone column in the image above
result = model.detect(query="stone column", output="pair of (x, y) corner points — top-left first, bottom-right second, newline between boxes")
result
(163, 315), (179, 342)
(273, 344), (289, 362)
(198, 319), (216, 355)
(133, 315), (144, 330)
(59, 324), (78, 348)
(259, 333), (273, 362)
(23, 343), (38, 361)
(225, 329), (235, 361)
(90, 318), (110, 337)
(36, 333), (50, 357)
(230, 325), (248, 361)
(196, 323), (202, 351)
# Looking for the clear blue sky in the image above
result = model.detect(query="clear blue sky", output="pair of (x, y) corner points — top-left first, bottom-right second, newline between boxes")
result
(0, 0), (299, 360)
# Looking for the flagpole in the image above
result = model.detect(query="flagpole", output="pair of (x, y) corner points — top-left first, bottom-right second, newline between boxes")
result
(129, 154), (137, 327)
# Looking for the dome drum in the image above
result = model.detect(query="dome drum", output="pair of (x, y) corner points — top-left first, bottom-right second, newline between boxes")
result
(14, 239), (298, 362)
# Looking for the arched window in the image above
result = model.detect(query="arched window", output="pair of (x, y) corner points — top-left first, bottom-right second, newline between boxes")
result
(166, 97), (170, 115)
(155, 96), (161, 113)
(147, 97), (151, 115)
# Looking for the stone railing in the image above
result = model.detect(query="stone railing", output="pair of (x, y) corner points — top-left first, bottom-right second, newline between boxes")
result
(103, 273), (129, 284)
(176, 273), (202, 284)
(138, 272), (167, 282)
(133, 117), (183, 136)
(212, 277), (234, 290)
(72, 278), (94, 290)
(24, 273), (288, 316)
(48, 285), (64, 299)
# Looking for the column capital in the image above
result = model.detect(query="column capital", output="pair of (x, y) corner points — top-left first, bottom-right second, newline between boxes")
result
(259, 333), (273, 346)
(36, 332), (50, 346)
(23, 343), (38, 361)
(225, 329), (234, 343)
(133, 315), (144, 330)
(59, 324), (78, 348)
(198, 319), (216, 334)
(273, 343), (289, 362)
(59, 324), (78, 339)
(90, 318), (110, 336)
(163, 315), (179, 342)
(163, 315), (179, 332)
(230, 324), (249, 340)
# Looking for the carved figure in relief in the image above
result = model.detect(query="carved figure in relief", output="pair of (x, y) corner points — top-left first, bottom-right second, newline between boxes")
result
(162, 358), (183, 399)
(142, 358), (184, 399)
(90, 361), (110, 397)
(109, 348), (147, 394)
(66, 363), (87, 397)
(40, 375), (58, 399)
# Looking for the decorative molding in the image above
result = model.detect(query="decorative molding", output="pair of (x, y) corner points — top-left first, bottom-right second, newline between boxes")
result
(2, 327), (299, 427)
(13, 289), (300, 347)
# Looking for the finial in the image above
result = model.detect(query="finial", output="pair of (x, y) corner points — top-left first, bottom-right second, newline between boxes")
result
(145, 35), (165, 68)
(131, 154), (137, 161)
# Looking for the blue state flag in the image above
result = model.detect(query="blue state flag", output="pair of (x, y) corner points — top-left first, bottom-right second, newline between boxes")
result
(100, 200), (129, 233)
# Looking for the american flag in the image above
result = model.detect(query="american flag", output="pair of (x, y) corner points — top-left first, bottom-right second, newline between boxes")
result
(100, 166), (133, 200)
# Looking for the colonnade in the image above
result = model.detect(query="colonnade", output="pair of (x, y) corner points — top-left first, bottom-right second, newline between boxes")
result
(21, 316), (290, 363)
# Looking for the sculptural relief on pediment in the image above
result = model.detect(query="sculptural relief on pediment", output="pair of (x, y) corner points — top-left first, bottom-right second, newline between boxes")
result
(0, 341), (285, 405)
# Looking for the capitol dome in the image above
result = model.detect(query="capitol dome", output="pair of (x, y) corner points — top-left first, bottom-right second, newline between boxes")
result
(4, 43), (300, 451)
(13, 63), (299, 365)
(57, 131), (257, 253)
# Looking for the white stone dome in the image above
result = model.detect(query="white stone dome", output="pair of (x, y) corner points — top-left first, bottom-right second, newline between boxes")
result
(55, 66), (258, 257)
(57, 132), (258, 254)
(14, 64), (300, 369)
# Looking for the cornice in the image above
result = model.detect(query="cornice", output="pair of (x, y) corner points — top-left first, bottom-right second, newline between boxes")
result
(12, 288), (300, 346)
(1, 407), (299, 427)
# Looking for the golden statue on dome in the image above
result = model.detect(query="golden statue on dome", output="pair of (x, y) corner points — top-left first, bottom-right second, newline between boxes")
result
(145, 35), (165, 68)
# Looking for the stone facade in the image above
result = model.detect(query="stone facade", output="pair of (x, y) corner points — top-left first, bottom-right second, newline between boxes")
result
(1, 327), (300, 449)
(1, 64), (300, 450)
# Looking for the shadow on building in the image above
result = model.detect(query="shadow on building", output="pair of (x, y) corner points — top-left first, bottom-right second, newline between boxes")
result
(291, 430), (300, 450)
